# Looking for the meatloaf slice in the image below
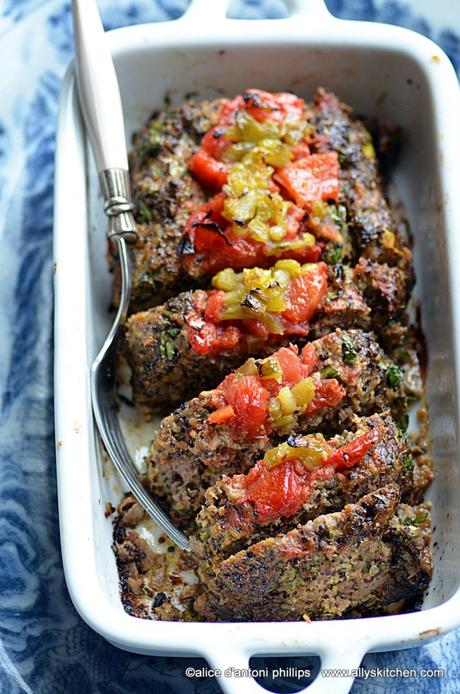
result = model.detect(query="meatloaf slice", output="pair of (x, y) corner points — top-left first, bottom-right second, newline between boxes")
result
(192, 413), (421, 573)
(122, 289), (277, 418)
(147, 333), (420, 526)
(314, 262), (413, 346)
(194, 485), (432, 621)
(122, 89), (411, 312)
(313, 88), (411, 269)
(123, 261), (411, 417)
(114, 99), (224, 311)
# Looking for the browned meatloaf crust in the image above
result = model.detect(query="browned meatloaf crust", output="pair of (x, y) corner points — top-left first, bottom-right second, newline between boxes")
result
(123, 262), (412, 418)
(119, 89), (411, 312)
(147, 334), (422, 527)
(122, 289), (277, 418)
(313, 88), (411, 269)
(113, 99), (224, 311)
(191, 413), (427, 576)
(193, 485), (432, 622)
(111, 87), (432, 625)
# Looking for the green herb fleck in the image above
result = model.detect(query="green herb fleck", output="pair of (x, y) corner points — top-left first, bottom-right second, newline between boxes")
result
(138, 200), (152, 223)
(396, 349), (410, 364)
(148, 118), (164, 140)
(138, 271), (157, 290)
(368, 562), (380, 577)
(139, 142), (162, 160)
(402, 511), (429, 526)
(387, 364), (403, 388)
(403, 455), (414, 474)
(415, 511), (429, 525)
(328, 203), (347, 226)
(342, 336), (357, 365)
(320, 366), (340, 379)
(159, 327), (180, 361)
(399, 413), (409, 432)
(283, 566), (297, 582)
(324, 244), (343, 265)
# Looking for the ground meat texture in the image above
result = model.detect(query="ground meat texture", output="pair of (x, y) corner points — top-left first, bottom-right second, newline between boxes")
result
(123, 261), (413, 417)
(313, 88), (412, 269)
(353, 257), (414, 346)
(194, 485), (432, 622)
(313, 263), (411, 347)
(147, 332), (418, 527)
(191, 413), (418, 576)
(113, 496), (203, 621)
(113, 99), (224, 311)
(122, 290), (279, 417)
(120, 89), (412, 313)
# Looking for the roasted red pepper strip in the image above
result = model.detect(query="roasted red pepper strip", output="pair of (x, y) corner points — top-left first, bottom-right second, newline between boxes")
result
(327, 430), (379, 470)
(275, 152), (340, 210)
(189, 149), (228, 190)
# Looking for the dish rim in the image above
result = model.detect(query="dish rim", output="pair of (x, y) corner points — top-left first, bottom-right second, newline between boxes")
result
(53, 2), (460, 691)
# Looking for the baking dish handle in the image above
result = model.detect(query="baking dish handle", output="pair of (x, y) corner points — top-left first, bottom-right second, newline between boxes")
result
(287, 0), (332, 21)
(180, 0), (333, 24)
(179, 0), (234, 23)
(206, 641), (366, 694)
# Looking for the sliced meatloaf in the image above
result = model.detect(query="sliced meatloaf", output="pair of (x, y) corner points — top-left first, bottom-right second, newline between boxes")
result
(123, 260), (412, 417)
(122, 289), (276, 417)
(313, 87), (411, 269)
(113, 99), (224, 311)
(147, 335), (421, 526)
(315, 261), (412, 345)
(193, 485), (432, 621)
(121, 89), (411, 311)
(191, 413), (424, 574)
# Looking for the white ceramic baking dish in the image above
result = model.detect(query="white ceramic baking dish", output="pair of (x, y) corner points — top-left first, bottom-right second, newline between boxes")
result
(54, 1), (460, 692)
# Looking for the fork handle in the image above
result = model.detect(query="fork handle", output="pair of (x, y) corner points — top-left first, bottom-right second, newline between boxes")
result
(72, 0), (136, 241)
(72, 0), (127, 171)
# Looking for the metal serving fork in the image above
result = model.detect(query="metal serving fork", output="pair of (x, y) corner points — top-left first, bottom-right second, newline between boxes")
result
(72, 0), (190, 551)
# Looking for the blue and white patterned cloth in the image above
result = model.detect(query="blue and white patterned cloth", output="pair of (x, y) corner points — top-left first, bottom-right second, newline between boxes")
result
(0, 1), (459, 692)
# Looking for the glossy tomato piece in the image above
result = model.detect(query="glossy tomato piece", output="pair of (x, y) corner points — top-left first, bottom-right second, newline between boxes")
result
(300, 343), (319, 375)
(181, 195), (230, 255)
(200, 127), (232, 160)
(242, 89), (305, 124)
(275, 346), (303, 386)
(204, 290), (226, 323)
(275, 152), (340, 209)
(241, 319), (269, 338)
(283, 262), (328, 323)
(187, 317), (240, 356)
(291, 143), (311, 160)
(218, 95), (245, 126)
(189, 149), (228, 190)
(242, 459), (308, 523)
(222, 375), (270, 439)
(283, 203), (306, 239)
(307, 378), (346, 414)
